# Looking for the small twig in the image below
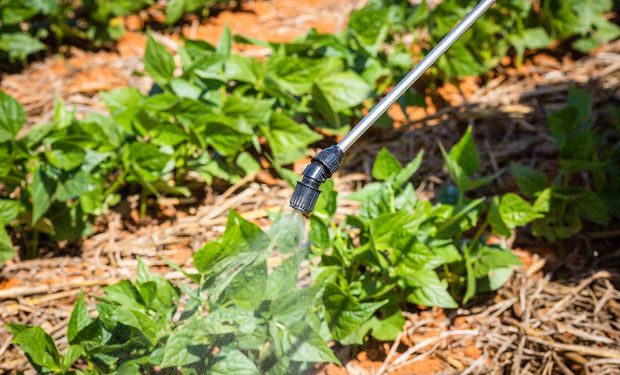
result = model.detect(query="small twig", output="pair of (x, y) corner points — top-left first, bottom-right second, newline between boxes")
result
(528, 336), (620, 359)
(374, 332), (403, 375)
(392, 330), (479, 366)
(593, 280), (615, 314)
(511, 336), (526, 375)
(544, 271), (610, 319)
(553, 352), (576, 375)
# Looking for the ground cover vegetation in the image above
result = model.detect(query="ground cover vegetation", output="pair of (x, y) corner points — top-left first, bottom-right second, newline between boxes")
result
(0, 0), (236, 65)
(7, 89), (620, 372)
(0, 0), (617, 265)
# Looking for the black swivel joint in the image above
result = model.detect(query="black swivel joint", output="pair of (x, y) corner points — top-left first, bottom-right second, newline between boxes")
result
(289, 146), (344, 214)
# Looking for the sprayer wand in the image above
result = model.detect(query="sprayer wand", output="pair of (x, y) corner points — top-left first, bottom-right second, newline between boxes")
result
(289, 0), (497, 214)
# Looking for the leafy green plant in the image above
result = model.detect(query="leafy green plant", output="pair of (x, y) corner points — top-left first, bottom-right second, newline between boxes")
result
(331, 0), (618, 82)
(2, 0), (618, 262)
(308, 128), (542, 344)
(8, 212), (338, 374)
(0, 0), (238, 65)
(511, 87), (619, 241)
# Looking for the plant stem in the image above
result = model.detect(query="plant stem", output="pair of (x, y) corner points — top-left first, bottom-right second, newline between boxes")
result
(28, 230), (40, 259)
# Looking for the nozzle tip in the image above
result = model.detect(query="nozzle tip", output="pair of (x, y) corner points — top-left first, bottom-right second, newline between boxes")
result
(289, 181), (321, 215)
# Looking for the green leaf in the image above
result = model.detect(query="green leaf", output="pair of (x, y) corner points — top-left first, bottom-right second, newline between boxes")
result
(217, 25), (232, 58)
(0, 199), (21, 222)
(0, 33), (45, 62)
(271, 285), (323, 324)
(348, 4), (389, 54)
(203, 115), (253, 156)
(316, 71), (371, 112)
(165, 0), (187, 24)
(276, 322), (339, 364)
(575, 189), (609, 225)
(449, 125), (479, 176)
(55, 171), (99, 202)
(312, 83), (341, 129)
(61, 345), (83, 371)
(193, 211), (269, 275)
(370, 306), (405, 341)
(145, 33), (175, 85)
(533, 188), (552, 213)
(440, 143), (468, 192)
(0, 224), (15, 265)
(0, 91), (26, 142)
(210, 349), (259, 375)
(488, 197), (510, 237)
(67, 293), (91, 344)
(372, 148), (402, 181)
(498, 193), (543, 228)
(30, 166), (55, 225)
(11, 326), (62, 372)
(160, 317), (203, 368)
(170, 78), (201, 99)
(400, 268), (458, 308)
(511, 163), (548, 198)
(45, 142), (86, 171)
(394, 150), (424, 187)
(224, 55), (260, 84)
(323, 285), (386, 344)
(262, 113), (322, 165)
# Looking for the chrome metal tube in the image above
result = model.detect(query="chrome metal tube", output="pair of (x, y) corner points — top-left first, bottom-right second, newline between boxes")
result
(337, 0), (497, 152)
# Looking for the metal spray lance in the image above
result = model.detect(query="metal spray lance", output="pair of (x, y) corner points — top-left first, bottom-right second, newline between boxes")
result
(289, 0), (497, 214)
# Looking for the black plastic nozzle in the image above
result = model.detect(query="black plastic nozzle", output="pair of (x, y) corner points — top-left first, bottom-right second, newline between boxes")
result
(289, 146), (344, 214)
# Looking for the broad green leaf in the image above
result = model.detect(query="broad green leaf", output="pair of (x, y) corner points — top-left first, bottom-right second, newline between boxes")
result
(11, 327), (62, 372)
(160, 318), (202, 368)
(372, 148), (402, 181)
(61, 345), (83, 371)
(262, 113), (322, 165)
(45, 142), (86, 171)
(400, 268), (457, 308)
(449, 125), (479, 176)
(225, 55), (260, 84)
(276, 322), (339, 364)
(145, 34), (175, 85)
(0, 91), (26, 142)
(393, 150), (424, 189)
(170, 78), (201, 99)
(221, 263), (267, 310)
(0, 224), (15, 265)
(55, 171), (99, 202)
(30, 166), (55, 225)
(370, 306), (405, 341)
(498, 193), (543, 228)
(314, 179), (338, 217)
(0, 199), (21, 222)
(348, 4), (389, 54)
(323, 285), (386, 344)
(266, 55), (341, 96)
(210, 349), (259, 375)
(203, 115), (253, 156)
(165, 0), (186, 24)
(312, 83), (341, 129)
(68, 293), (91, 344)
(0, 33), (45, 62)
(217, 25), (232, 58)
(575, 189), (609, 225)
(316, 71), (371, 112)
(511, 163), (548, 198)
(488, 197), (511, 237)
(271, 285), (323, 324)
